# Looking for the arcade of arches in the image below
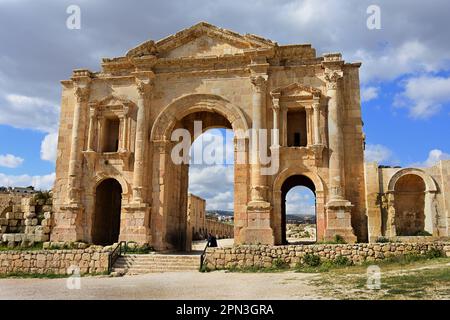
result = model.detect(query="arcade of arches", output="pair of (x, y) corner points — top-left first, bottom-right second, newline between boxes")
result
(49, 22), (450, 250)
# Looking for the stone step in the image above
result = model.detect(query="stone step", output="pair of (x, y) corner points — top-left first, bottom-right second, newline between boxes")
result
(112, 254), (202, 275)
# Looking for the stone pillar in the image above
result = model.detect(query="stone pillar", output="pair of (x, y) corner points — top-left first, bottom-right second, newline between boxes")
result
(281, 106), (287, 147)
(385, 192), (397, 237)
(271, 97), (280, 147)
(86, 106), (97, 152)
(68, 85), (90, 204)
(323, 69), (357, 243)
(249, 75), (268, 203)
(241, 75), (274, 245)
(96, 116), (105, 152)
(313, 100), (322, 145)
(305, 106), (313, 147)
(132, 79), (152, 203)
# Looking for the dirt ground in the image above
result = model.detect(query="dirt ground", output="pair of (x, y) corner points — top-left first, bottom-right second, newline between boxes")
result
(1, 257), (448, 300)
(0, 271), (325, 300)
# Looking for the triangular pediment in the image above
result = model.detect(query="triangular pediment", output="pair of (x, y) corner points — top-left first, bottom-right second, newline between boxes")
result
(126, 22), (275, 59)
(271, 83), (322, 99)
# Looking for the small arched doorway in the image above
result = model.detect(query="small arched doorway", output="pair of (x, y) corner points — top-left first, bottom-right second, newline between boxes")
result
(281, 175), (317, 244)
(92, 178), (122, 245)
(394, 174), (426, 236)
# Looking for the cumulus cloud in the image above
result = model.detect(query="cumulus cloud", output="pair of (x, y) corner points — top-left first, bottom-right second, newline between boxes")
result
(394, 75), (450, 119)
(411, 149), (450, 167)
(364, 144), (397, 165)
(189, 165), (234, 210)
(40, 132), (58, 162)
(0, 94), (59, 133)
(361, 86), (379, 102)
(0, 172), (55, 190)
(0, 154), (24, 168)
(286, 187), (315, 216)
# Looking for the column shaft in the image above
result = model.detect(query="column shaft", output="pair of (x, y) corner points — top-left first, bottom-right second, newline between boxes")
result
(132, 81), (151, 202)
(313, 102), (321, 145)
(68, 87), (89, 203)
(250, 75), (267, 202)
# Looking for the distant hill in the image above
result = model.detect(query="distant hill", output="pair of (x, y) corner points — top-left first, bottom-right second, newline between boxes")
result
(206, 210), (233, 217)
(286, 214), (316, 224)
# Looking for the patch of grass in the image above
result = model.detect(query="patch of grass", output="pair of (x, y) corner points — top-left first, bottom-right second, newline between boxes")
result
(272, 258), (289, 269)
(375, 236), (390, 243)
(0, 242), (44, 251)
(317, 234), (347, 244)
(0, 272), (68, 279)
(122, 242), (154, 254)
(303, 253), (321, 267)
(0, 271), (110, 279)
(414, 230), (432, 236)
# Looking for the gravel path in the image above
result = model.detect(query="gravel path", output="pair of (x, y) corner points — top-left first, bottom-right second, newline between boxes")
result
(0, 271), (325, 300)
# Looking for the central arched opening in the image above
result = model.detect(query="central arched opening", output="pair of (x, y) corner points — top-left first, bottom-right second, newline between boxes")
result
(188, 127), (235, 251)
(394, 174), (426, 236)
(168, 110), (236, 251)
(281, 175), (317, 244)
(92, 178), (122, 245)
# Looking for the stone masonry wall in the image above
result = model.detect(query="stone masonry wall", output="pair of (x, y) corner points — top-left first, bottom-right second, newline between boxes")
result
(204, 243), (450, 270)
(0, 246), (112, 275)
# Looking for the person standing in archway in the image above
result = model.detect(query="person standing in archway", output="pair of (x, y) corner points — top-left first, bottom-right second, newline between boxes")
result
(207, 233), (218, 247)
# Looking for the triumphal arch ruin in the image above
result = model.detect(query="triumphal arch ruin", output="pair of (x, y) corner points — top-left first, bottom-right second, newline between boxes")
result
(50, 22), (450, 251)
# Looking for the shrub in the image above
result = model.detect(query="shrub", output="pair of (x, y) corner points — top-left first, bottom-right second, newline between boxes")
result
(333, 255), (352, 266)
(272, 258), (288, 269)
(333, 234), (347, 244)
(303, 253), (321, 267)
(425, 248), (443, 259)
(415, 230), (432, 236)
(376, 236), (390, 243)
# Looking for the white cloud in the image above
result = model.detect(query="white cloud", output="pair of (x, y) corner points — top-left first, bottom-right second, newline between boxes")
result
(412, 149), (450, 167)
(189, 164), (234, 210)
(286, 186), (315, 216)
(0, 153), (24, 168)
(40, 132), (58, 162)
(0, 172), (55, 190)
(353, 40), (445, 83)
(364, 144), (397, 165)
(394, 75), (450, 118)
(361, 86), (379, 102)
(0, 94), (59, 133)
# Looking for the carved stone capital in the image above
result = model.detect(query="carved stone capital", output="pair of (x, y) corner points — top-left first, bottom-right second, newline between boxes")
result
(312, 100), (320, 111)
(324, 70), (343, 90)
(272, 97), (280, 111)
(74, 86), (90, 103)
(250, 75), (267, 93)
(136, 79), (153, 98)
(89, 106), (97, 118)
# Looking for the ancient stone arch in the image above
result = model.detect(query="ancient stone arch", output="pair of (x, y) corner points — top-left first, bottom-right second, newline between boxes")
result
(150, 93), (250, 142)
(93, 173), (130, 196)
(51, 22), (371, 247)
(387, 168), (438, 193)
(272, 168), (325, 244)
(386, 168), (438, 236)
(149, 93), (251, 251)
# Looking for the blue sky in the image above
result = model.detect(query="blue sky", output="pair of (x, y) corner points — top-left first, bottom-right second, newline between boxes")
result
(0, 0), (449, 211)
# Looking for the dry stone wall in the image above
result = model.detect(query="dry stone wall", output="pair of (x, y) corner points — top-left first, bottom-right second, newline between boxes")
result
(204, 243), (450, 270)
(0, 245), (113, 275)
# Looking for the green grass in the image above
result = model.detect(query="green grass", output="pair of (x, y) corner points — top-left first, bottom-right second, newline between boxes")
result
(352, 267), (450, 299)
(0, 271), (109, 279)
(0, 242), (44, 251)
